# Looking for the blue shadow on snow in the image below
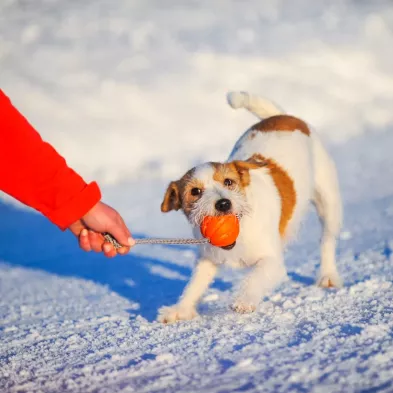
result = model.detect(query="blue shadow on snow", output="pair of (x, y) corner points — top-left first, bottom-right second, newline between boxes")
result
(0, 201), (230, 322)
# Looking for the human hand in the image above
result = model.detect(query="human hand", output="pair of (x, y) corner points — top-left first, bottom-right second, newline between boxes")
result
(68, 201), (135, 257)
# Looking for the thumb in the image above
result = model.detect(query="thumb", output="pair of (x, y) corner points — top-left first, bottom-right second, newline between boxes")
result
(106, 221), (134, 247)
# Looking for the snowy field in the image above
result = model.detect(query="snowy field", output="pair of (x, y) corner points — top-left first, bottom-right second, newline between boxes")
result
(1, 0), (393, 392)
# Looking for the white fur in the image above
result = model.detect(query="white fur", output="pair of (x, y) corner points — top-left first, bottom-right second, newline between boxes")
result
(158, 259), (217, 323)
(158, 91), (343, 323)
(227, 91), (284, 119)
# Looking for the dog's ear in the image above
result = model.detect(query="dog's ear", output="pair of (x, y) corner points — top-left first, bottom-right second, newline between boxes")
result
(233, 156), (268, 187)
(161, 181), (182, 212)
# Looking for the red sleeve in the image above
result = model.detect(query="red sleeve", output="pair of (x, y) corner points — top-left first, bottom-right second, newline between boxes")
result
(0, 90), (101, 230)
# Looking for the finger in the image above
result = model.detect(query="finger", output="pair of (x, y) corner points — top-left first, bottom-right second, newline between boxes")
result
(117, 246), (131, 256)
(103, 242), (117, 258)
(79, 229), (92, 252)
(88, 231), (104, 252)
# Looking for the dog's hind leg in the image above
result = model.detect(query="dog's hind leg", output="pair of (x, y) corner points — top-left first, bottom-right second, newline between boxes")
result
(312, 136), (343, 288)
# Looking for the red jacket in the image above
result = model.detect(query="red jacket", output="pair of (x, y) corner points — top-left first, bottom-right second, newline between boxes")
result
(0, 90), (101, 230)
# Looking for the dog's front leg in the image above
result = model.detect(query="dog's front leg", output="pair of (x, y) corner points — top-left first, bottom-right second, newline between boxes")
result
(158, 259), (217, 323)
(231, 254), (287, 314)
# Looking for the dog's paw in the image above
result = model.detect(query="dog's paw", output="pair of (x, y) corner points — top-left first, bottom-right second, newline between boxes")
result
(157, 305), (198, 324)
(231, 300), (256, 314)
(317, 272), (343, 289)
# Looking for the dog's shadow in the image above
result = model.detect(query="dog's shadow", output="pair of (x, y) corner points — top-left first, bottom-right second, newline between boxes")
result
(287, 272), (315, 286)
(0, 201), (231, 322)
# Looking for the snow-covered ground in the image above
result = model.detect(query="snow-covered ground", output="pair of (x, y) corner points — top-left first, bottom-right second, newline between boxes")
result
(1, 0), (393, 392)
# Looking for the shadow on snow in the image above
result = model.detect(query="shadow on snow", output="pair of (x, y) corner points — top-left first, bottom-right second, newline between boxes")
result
(0, 201), (231, 322)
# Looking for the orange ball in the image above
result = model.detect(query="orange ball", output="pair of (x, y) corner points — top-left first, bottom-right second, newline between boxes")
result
(200, 215), (240, 247)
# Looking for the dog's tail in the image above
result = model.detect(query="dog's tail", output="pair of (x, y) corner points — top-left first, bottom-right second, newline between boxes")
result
(226, 91), (284, 119)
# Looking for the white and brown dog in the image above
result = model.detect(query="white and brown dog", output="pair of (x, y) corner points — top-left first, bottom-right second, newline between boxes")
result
(158, 91), (342, 323)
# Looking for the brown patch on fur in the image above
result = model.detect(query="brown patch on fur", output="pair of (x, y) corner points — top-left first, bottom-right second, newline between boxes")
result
(249, 154), (296, 237)
(161, 181), (181, 212)
(181, 177), (205, 216)
(161, 169), (196, 213)
(161, 168), (207, 217)
(252, 115), (310, 136)
(212, 163), (238, 187)
(211, 161), (264, 190)
(232, 160), (267, 187)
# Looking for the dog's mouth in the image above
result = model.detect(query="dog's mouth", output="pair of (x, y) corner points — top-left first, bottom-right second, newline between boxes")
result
(220, 242), (236, 251)
(216, 212), (243, 220)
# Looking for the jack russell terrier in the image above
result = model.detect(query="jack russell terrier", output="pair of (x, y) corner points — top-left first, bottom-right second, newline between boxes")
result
(158, 91), (342, 323)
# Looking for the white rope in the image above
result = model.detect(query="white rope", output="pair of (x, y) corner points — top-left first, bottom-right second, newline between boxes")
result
(103, 233), (209, 249)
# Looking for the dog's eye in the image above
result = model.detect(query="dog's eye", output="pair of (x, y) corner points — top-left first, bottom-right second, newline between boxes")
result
(191, 187), (202, 196)
(224, 178), (234, 187)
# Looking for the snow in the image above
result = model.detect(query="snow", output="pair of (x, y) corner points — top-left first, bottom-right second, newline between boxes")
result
(1, 0), (393, 392)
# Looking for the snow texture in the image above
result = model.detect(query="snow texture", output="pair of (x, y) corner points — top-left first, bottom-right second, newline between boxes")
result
(1, 0), (393, 392)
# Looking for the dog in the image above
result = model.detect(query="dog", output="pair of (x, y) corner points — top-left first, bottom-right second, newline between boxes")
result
(158, 91), (343, 323)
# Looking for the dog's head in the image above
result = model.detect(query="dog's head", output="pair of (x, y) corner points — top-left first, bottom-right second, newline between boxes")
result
(161, 159), (265, 227)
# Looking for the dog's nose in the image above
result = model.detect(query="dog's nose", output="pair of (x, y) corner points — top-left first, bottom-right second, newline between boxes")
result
(215, 198), (232, 212)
